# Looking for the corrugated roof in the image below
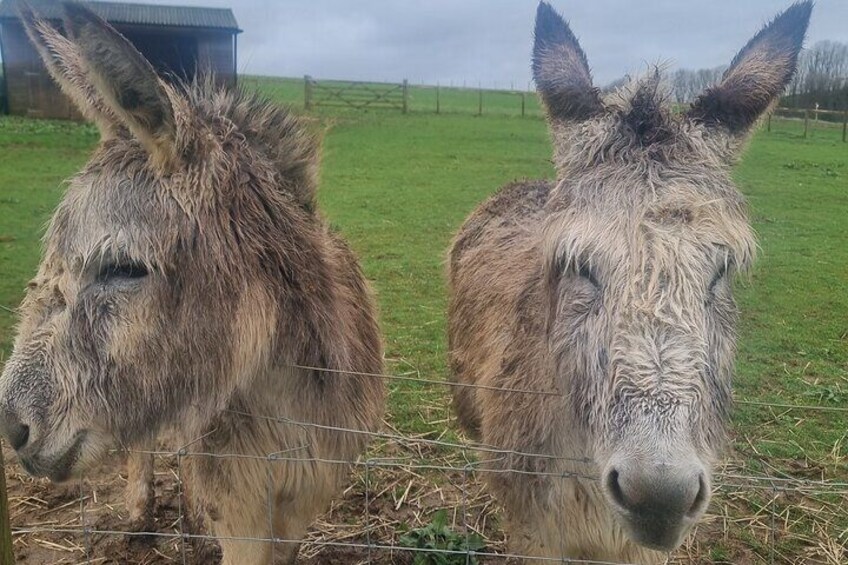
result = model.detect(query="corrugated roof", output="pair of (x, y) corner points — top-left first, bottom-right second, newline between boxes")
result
(0, 0), (239, 32)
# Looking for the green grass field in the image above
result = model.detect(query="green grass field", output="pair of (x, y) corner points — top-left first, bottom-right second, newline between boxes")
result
(0, 80), (846, 562)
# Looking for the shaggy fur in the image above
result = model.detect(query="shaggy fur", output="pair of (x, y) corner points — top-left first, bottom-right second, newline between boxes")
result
(0, 5), (384, 564)
(448, 2), (810, 563)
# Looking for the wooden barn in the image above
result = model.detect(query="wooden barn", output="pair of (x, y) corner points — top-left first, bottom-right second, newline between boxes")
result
(0, 0), (240, 119)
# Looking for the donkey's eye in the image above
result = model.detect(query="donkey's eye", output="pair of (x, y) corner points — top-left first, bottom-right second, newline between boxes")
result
(98, 262), (149, 283)
(577, 263), (600, 288)
(708, 264), (728, 293)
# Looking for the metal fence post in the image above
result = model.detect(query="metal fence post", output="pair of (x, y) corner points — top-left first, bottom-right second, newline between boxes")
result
(304, 75), (313, 110)
(521, 92), (526, 118)
(1, 449), (14, 565)
(436, 84), (440, 114)
(767, 112), (771, 132)
(478, 88), (483, 116)
(402, 79), (409, 114)
(842, 108), (847, 143)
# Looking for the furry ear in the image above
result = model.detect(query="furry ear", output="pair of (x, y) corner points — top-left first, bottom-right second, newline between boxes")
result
(532, 2), (603, 123)
(19, 8), (118, 134)
(687, 1), (813, 135)
(61, 2), (177, 167)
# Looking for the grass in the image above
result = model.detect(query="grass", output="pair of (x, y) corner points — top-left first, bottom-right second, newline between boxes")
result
(732, 119), (848, 465)
(0, 81), (846, 563)
(398, 509), (485, 565)
(313, 109), (551, 434)
(0, 117), (99, 353)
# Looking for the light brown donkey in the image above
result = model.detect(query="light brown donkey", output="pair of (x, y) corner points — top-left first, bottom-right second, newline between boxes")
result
(448, 2), (811, 563)
(0, 4), (384, 564)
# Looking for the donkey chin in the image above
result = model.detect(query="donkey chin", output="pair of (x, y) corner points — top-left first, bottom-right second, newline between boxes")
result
(600, 445), (711, 552)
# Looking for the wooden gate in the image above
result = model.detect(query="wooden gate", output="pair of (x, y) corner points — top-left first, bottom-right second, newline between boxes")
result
(304, 76), (408, 113)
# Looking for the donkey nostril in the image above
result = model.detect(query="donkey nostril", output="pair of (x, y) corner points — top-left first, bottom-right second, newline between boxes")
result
(687, 473), (709, 517)
(606, 468), (627, 509)
(10, 423), (30, 451)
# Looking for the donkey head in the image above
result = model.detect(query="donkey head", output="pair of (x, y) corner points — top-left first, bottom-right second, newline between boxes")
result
(0, 4), (318, 481)
(534, 1), (810, 551)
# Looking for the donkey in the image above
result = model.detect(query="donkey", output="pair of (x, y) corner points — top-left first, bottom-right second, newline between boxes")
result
(448, 2), (811, 563)
(0, 4), (385, 564)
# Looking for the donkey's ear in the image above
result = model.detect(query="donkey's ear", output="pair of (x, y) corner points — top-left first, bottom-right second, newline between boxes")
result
(532, 2), (603, 123)
(62, 2), (177, 166)
(19, 8), (118, 134)
(687, 1), (812, 136)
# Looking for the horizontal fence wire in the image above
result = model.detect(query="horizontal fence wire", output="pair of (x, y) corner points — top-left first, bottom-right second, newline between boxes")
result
(4, 362), (848, 564)
(9, 525), (641, 565)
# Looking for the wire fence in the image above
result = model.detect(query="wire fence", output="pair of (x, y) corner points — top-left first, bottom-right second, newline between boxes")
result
(2, 364), (848, 564)
(239, 75), (545, 118)
(767, 107), (848, 142)
(242, 75), (848, 128)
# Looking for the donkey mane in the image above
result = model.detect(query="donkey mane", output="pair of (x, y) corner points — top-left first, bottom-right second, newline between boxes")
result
(176, 82), (367, 382)
(182, 80), (321, 211)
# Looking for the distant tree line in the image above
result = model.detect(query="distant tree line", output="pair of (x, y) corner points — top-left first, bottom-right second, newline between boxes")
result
(669, 40), (848, 111)
(787, 41), (848, 109)
(670, 66), (726, 105)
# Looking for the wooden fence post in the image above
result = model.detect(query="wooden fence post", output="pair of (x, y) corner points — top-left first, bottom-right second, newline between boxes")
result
(803, 109), (808, 138)
(767, 113), (771, 132)
(842, 108), (847, 143)
(1, 449), (13, 565)
(436, 85), (440, 115)
(304, 75), (313, 110)
(402, 79), (408, 114)
(521, 93), (526, 118)
(478, 88), (483, 116)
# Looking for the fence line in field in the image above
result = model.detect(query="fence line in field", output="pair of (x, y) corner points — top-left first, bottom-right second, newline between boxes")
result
(300, 75), (539, 117)
(249, 75), (847, 127)
(767, 106), (848, 141)
(5, 431), (848, 563)
(2, 362), (847, 564)
(304, 76), (409, 113)
(6, 448), (847, 563)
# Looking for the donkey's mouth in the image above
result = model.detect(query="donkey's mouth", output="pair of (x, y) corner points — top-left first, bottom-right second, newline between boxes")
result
(613, 509), (698, 553)
(19, 431), (87, 483)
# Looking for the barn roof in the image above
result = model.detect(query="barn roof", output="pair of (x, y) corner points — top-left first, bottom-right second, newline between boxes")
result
(0, 0), (240, 32)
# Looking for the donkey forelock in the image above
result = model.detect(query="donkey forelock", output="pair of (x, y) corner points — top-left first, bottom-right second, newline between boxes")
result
(46, 81), (321, 284)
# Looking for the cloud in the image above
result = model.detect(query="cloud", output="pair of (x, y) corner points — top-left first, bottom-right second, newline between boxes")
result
(25, 0), (848, 88)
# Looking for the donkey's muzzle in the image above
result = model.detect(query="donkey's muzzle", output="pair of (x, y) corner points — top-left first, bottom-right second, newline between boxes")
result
(0, 407), (31, 451)
(603, 457), (709, 551)
(0, 354), (53, 452)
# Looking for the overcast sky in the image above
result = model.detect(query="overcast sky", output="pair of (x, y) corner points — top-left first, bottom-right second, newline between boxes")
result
(15, 1), (848, 88)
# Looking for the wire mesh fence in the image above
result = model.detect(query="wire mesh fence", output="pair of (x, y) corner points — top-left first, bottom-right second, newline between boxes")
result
(2, 364), (848, 564)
